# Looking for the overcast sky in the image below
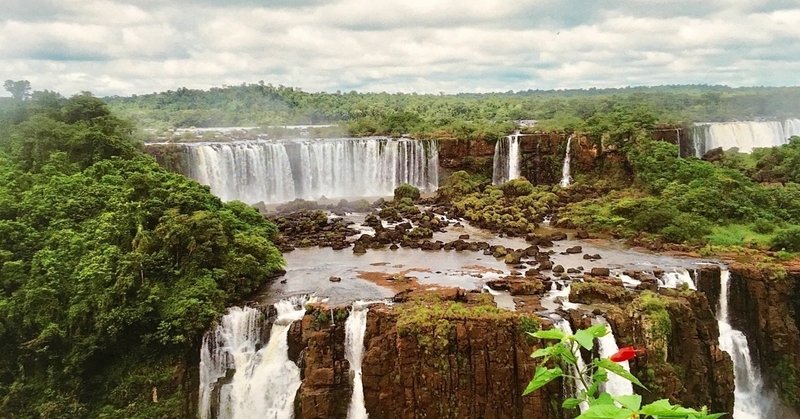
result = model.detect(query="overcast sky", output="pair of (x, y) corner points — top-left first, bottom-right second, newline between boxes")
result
(1, 0), (799, 97)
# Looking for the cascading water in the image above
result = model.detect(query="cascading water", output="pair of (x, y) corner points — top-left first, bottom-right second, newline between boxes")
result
(658, 268), (696, 289)
(717, 269), (774, 418)
(345, 301), (370, 419)
(559, 135), (573, 187)
(158, 138), (438, 204)
(198, 296), (313, 419)
(553, 317), (589, 413)
(593, 317), (634, 397)
(492, 132), (521, 184)
(691, 119), (800, 156)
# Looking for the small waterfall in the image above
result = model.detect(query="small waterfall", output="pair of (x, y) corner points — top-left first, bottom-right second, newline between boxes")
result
(492, 132), (521, 184)
(198, 296), (312, 419)
(158, 138), (438, 204)
(658, 268), (696, 289)
(691, 119), (800, 156)
(553, 317), (589, 413)
(345, 301), (370, 419)
(593, 317), (634, 397)
(559, 135), (573, 187)
(717, 269), (774, 418)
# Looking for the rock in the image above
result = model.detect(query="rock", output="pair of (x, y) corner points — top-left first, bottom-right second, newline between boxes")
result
(567, 268), (581, 274)
(389, 244), (399, 250)
(492, 245), (508, 258)
(702, 147), (724, 162)
(504, 252), (522, 265)
(329, 276), (342, 283)
(458, 234), (470, 240)
(525, 269), (539, 277)
(549, 232), (568, 241)
(553, 264), (565, 273)
(565, 245), (582, 254)
(539, 260), (553, 270)
(352, 243), (367, 254)
(576, 229), (590, 239)
(589, 267), (610, 276)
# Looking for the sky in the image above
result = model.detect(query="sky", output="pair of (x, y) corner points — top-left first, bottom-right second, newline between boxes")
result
(1, 0), (799, 97)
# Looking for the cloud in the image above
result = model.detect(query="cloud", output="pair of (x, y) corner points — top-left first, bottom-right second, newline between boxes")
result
(0, 0), (798, 97)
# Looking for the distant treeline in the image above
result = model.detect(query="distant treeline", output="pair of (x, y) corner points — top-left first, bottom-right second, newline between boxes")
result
(104, 83), (800, 140)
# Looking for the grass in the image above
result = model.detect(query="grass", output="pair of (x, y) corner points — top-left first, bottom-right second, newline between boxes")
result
(706, 224), (774, 248)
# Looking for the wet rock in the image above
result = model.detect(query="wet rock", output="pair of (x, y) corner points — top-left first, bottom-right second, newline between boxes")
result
(352, 243), (367, 254)
(492, 245), (508, 258)
(389, 244), (399, 250)
(567, 268), (581, 274)
(329, 276), (342, 283)
(575, 229), (590, 239)
(549, 232), (568, 241)
(504, 252), (522, 265)
(553, 265), (565, 273)
(458, 234), (470, 240)
(589, 267), (610, 276)
(538, 260), (553, 271)
(525, 269), (539, 277)
(524, 245), (539, 257)
(565, 245), (582, 254)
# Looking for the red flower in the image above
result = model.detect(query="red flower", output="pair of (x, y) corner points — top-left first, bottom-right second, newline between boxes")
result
(609, 346), (645, 362)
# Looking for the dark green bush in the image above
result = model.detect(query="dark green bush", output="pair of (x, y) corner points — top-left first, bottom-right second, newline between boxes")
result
(771, 226), (800, 252)
(394, 183), (420, 201)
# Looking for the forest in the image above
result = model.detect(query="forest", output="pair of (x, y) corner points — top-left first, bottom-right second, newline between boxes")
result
(105, 83), (800, 141)
(0, 92), (285, 417)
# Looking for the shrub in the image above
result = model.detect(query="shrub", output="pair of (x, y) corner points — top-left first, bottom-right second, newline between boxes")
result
(771, 226), (800, 252)
(393, 183), (420, 201)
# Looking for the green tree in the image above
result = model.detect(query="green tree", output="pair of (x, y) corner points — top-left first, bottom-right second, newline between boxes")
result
(3, 80), (31, 101)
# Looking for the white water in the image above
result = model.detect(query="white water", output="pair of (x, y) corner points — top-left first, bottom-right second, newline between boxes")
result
(492, 132), (521, 184)
(593, 317), (634, 397)
(553, 317), (589, 413)
(659, 268), (696, 289)
(691, 119), (800, 156)
(345, 301), (370, 419)
(166, 138), (438, 204)
(198, 296), (313, 419)
(559, 135), (573, 187)
(717, 269), (773, 418)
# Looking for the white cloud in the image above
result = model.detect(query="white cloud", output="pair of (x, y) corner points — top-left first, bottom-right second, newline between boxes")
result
(0, 0), (798, 96)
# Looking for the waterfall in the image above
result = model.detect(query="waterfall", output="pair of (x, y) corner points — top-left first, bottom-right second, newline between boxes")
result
(345, 301), (370, 419)
(553, 317), (589, 413)
(717, 269), (774, 418)
(593, 317), (634, 397)
(158, 138), (438, 204)
(658, 268), (696, 289)
(691, 119), (800, 156)
(559, 134), (573, 187)
(492, 132), (521, 184)
(198, 296), (312, 419)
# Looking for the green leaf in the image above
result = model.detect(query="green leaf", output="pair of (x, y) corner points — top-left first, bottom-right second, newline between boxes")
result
(562, 397), (582, 409)
(530, 346), (553, 358)
(613, 394), (642, 411)
(585, 323), (609, 338)
(595, 358), (646, 389)
(522, 366), (563, 395)
(531, 328), (566, 341)
(591, 392), (615, 405)
(575, 404), (632, 419)
(574, 328), (595, 350)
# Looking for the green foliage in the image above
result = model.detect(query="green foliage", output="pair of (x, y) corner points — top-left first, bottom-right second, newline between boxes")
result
(771, 226), (800, 252)
(707, 224), (774, 248)
(0, 94), (284, 416)
(393, 183), (421, 201)
(525, 324), (722, 419)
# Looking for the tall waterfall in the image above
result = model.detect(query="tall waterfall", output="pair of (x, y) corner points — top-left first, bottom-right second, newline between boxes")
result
(593, 317), (634, 397)
(163, 138), (438, 204)
(559, 135), (573, 187)
(492, 132), (521, 184)
(717, 269), (774, 418)
(345, 302), (370, 419)
(553, 317), (589, 413)
(198, 296), (312, 419)
(691, 119), (800, 156)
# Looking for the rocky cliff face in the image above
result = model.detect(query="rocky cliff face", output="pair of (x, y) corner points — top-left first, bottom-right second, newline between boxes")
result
(727, 263), (800, 411)
(293, 292), (563, 419)
(567, 275), (735, 414)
